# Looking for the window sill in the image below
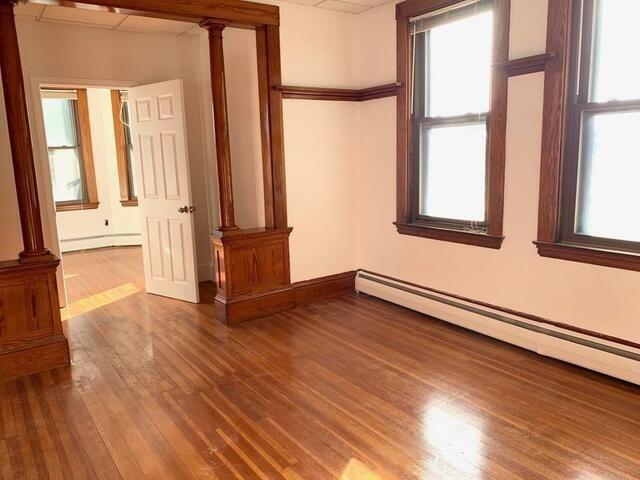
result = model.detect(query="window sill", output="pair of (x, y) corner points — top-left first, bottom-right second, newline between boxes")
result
(120, 199), (139, 207)
(534, 241), (640, 272)
(395, 222), (504, 249)
(56, 202), (99, 212)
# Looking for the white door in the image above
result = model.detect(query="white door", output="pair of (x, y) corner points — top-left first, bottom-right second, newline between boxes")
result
(129, 79), (199, 303)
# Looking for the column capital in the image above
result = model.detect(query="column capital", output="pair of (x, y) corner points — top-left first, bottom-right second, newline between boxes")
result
(199, 19), (226, 33)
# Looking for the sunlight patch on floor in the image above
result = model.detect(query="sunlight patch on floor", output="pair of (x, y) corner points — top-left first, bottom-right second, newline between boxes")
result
(61, 282), (141, 320)
(341, 459), (383, 480)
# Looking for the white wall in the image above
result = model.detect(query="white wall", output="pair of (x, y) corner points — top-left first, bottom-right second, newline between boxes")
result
(54, 88), (141, 252)
(355, 0), (640, 345)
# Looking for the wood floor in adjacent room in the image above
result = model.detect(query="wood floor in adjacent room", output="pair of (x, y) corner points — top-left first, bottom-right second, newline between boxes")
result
(1, 247), (639, 479)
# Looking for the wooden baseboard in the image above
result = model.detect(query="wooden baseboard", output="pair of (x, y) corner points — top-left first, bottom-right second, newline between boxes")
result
(0, 335), (70, 382)
(216, 271), (356, 325)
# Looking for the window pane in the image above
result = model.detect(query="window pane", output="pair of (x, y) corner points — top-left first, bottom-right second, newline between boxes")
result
(591, 0), (640, 102)
(420, 122), (486, 221)
(427, 10), (493, 117)
(49, 148), (83, 203)
(576, 110), (640, 242)
(42, 99), (78, 147)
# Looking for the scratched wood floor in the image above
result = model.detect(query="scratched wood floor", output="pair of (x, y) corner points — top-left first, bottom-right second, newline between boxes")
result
(1, 247), (640, 479)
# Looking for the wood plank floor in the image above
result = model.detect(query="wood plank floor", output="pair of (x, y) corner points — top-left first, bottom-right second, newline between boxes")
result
(1, 247), (640, 479)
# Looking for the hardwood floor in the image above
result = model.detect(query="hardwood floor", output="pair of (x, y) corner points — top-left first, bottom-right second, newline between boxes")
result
(1, 247), (639, 479)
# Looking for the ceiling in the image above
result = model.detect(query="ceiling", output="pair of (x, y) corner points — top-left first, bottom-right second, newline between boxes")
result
(14, 0), (387, 32)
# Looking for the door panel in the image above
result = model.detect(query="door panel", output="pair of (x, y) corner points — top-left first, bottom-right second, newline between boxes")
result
(129, 79), (199, 303)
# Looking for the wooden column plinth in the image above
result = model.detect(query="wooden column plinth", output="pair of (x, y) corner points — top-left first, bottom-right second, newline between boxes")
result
(0, 259), (70, 382)
(212, 227), (293, 324)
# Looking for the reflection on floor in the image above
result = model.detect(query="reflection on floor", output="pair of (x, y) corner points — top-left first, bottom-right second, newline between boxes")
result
(1, 247), (639, 479)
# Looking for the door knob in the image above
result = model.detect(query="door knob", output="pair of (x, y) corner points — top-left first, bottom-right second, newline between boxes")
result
(178, 206), (188, 213)
(189, 206), (196, 213)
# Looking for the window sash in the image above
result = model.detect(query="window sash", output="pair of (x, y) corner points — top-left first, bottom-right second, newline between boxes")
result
(410, 13), (491, 227)
(561, 0), (640, 251)
(42, 93), (89, 206)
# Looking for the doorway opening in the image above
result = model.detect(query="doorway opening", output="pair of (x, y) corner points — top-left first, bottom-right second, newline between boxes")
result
(39, 85), (145, 315)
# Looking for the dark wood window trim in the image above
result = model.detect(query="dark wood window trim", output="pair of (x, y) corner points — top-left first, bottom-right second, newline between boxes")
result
(49, 88), (99, 213)
(536, 0), (640, 271)
(396, 0), (510, 249)
(110, 90), (138, 207)
(280, 83), (399, 102)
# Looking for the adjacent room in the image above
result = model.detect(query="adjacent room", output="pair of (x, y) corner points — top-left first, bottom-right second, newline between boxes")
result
(0, 0), (639, 479)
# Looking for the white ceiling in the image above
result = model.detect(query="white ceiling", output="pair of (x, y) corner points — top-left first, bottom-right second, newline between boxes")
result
(14, 0), (387, 32)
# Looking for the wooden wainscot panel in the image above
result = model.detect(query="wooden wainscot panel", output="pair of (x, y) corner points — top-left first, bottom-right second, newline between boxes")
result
(0, 258), (70, 382)
(211, 228), (357, 325)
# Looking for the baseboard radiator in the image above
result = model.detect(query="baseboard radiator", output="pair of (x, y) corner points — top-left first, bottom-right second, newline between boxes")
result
(356, 270), (640, 386)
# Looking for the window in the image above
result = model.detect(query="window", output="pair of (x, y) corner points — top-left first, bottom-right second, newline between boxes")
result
(111, 90), (138, 206)
(396, 0), (510, 248)
(42, 89), (98, 212)
(537, 0), (640, 270)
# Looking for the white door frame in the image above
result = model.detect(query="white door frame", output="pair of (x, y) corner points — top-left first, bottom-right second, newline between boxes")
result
(28, 75), (139, 307)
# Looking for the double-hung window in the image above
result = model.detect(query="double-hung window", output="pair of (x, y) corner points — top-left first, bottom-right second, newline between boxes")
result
(396, 0), (510, 249)
(537, 0), (640, 270)
(42, 88), (98, 211)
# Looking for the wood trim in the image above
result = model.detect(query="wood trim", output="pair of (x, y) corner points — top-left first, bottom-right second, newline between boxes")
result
(56, 201), (100, 212)
(535, 241), (640, 273)
(280, 83), (399, 102)
(486, 0), (510, 237)
(537, 0), (573, 243)
(358, 269), (640, 351)
(395, 222), (504, 249)
(120, 199), (138, 207)
(218, 271), (357, 325)
(493, 52), (557, 77)
(255, 26), (275, 229)
(281, 86), (360, 102)
(26, 0), (280, 27)
(110, 89), (133, 204)
(395, 0), (510, 246)
(76, 88), (99, 206)
(396, 0), (464, 20)
(359, 83), (400, 101)
(396, 15), (411, 226)
(265, 25), (288, 229)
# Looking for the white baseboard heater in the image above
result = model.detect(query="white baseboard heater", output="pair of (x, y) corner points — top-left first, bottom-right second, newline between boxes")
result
(356, 270), (640, 386)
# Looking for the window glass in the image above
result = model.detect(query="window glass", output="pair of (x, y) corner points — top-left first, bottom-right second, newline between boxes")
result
(48, 148), (83, 202)
(576, 110), (640, 242)
(42, 98), (77, 147)
(420, 122), (486, 221)
(427, 10), (493, 117)
(591, 0), (640, 103)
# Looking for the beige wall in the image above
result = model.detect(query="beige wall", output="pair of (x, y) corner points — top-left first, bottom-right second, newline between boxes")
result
(355, 0), (640, 344)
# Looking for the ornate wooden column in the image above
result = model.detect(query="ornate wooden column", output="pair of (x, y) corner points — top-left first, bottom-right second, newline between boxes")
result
(200, 20), (238, 232)
(201, 19), (293, 324)
(0, 0), (69, 381)
(0, 0), (53, 262)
